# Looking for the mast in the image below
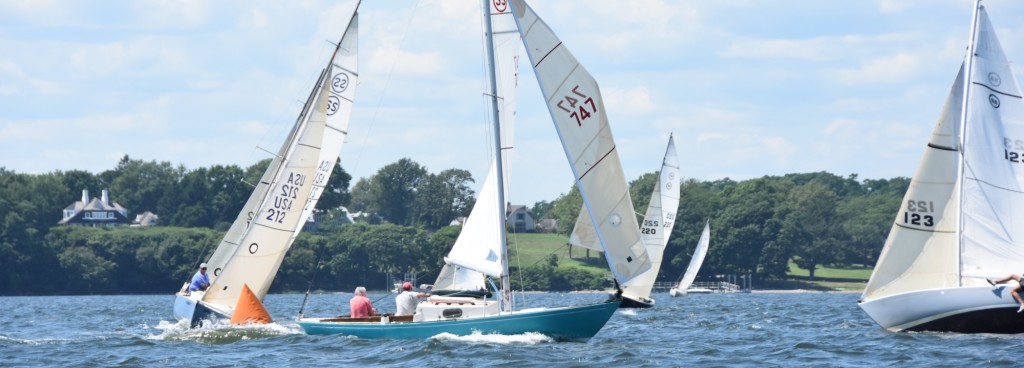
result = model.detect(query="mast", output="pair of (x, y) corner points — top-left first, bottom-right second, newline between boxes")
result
(483, 0), (511, 313)
(955, 0), (982, 286)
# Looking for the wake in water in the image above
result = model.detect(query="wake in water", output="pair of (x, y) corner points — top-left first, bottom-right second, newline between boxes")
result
(146, 319), (302, 344)
(430, 331), (554, 345)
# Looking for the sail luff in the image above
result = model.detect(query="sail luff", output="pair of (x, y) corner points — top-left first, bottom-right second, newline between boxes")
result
(955, 0), (983, 286)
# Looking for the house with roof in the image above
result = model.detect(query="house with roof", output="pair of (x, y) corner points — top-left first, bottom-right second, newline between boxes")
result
(59, 189), (133, 227)
(505, 205), (535, 233)
(536, 218), (558, 233)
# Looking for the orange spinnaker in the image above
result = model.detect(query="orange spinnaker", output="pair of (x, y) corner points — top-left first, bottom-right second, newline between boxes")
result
(230, 284), (273, 325)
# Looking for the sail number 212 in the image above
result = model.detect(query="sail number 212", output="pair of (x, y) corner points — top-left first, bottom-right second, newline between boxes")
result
(556, 85), (597, 127)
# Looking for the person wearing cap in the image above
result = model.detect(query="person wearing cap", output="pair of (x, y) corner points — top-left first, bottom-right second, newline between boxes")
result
(394, 282), (429, 316)
(188, 263), (211, 292)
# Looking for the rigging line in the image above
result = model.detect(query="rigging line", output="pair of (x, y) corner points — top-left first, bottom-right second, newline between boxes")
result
(349, 0), (422, 177)
(296, 256), (324, 318)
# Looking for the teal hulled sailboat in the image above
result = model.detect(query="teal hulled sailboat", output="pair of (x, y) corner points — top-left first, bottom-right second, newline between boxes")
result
(296, 0), (650, 340)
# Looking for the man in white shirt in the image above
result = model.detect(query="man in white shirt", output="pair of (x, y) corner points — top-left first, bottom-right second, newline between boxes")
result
(395, 282), (429, 316)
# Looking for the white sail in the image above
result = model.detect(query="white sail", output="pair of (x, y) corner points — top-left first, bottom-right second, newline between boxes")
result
(677, 221), (710, 291)
(445, 163), (505, 278)
(197, 13), (359, 290)
(958, 8), (1024, 281)
(432, 263), (487, 293)
(433, 0), (519, 289)
(509, 0), (651, 285)
(203, 129), (293, 285)
(860, 65), (963, 302)
(572, 135), (681, 300)
(200, 73), (330, 310)
(620, 135), (681, 300)
(296, 14), (360, 230)
(862, 4), (1024, 304)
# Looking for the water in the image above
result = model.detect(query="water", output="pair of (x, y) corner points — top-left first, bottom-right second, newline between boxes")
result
(2, 292), (1022, 367)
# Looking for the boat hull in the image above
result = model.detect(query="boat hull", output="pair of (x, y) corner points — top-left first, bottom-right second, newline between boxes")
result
(174, 293), (230, 327)
(298, 300), (621, 340)
(618, 295), (654, 308)
(859, 286), (1024, 333)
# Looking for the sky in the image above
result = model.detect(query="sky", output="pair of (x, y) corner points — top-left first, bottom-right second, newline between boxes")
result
(3, 0), (1024, 206)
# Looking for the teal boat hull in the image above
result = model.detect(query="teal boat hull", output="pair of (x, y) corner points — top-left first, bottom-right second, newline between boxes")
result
(298, 300), (620, 341)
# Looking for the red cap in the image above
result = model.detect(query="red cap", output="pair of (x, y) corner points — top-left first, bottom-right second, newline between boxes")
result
(402, 282), (413, 290)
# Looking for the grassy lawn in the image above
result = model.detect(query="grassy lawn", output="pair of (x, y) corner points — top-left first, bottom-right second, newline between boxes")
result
(506, 233), (608, 272)
(787, 260), (873, 280)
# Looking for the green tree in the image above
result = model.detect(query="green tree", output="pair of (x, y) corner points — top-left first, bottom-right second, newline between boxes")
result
(411, 168), (475, 229)
(781, 183), (845, 279)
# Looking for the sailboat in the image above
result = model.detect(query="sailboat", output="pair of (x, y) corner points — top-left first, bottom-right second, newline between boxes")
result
(669, 221), (710, 296)
(172, 6), (360, 327)
(859, 0), (1024, 333)
(569, 135), (681, 307)
(296, 0), (651, 340)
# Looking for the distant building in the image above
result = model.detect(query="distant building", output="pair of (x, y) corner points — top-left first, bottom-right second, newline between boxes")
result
(59, 189), (132, 227)
(131, 211), (160, 227)
(536, 218), (558, 233)
(505, 205), (535, 233)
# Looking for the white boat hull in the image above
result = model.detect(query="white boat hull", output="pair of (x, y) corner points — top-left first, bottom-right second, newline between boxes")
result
(173, 292), (230, 327)
(859, 285), (1024, 333)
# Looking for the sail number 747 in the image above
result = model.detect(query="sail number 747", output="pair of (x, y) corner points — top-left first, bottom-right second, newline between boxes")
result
(556, 85), (597, 127)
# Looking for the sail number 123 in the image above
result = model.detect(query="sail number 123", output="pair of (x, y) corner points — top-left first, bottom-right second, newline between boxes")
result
(903, 200), (935, 227)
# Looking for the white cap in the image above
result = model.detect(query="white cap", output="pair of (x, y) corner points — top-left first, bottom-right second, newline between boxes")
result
(200, 263), (207, 269)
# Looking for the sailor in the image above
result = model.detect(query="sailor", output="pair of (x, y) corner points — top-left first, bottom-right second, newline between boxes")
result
(350, 286), (376, 318)
(394, 282), (429, 316)
(189, 263), (210, 292)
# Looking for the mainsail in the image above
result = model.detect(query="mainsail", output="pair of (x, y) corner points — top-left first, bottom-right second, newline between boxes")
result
(510, 0), (651, 285)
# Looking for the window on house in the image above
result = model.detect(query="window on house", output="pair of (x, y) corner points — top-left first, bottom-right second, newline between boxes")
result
(517, 214), (525, 220)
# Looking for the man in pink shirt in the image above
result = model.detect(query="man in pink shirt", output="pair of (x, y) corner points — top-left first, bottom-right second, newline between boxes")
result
(350, 286), (375, 318)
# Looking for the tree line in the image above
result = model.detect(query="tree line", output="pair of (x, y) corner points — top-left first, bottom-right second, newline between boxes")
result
(0, 156), (908, 295)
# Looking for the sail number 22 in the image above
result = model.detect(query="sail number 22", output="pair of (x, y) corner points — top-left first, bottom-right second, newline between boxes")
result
(903, 200), (935, 227)
(556, 85), (597, 126)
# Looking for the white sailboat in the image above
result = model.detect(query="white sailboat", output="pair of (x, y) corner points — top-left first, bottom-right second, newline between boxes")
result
(569, 135), (680, 307)
(296, 0), (650, 340)
(859, 0), (1024, 333)
(669, 221), (711, 297)
(173, 6), (360, 327)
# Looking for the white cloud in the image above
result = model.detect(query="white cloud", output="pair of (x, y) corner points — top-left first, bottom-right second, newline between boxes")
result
(837, 52), (920, 84)
(604, 86), (656, 114)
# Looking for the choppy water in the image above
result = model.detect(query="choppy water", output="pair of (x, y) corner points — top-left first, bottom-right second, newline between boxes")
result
(2, 292), (1022, 367)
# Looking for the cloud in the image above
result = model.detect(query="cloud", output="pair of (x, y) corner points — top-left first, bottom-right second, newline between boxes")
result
(603, 86), (656, 114)
(837, 52), (920, 84)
